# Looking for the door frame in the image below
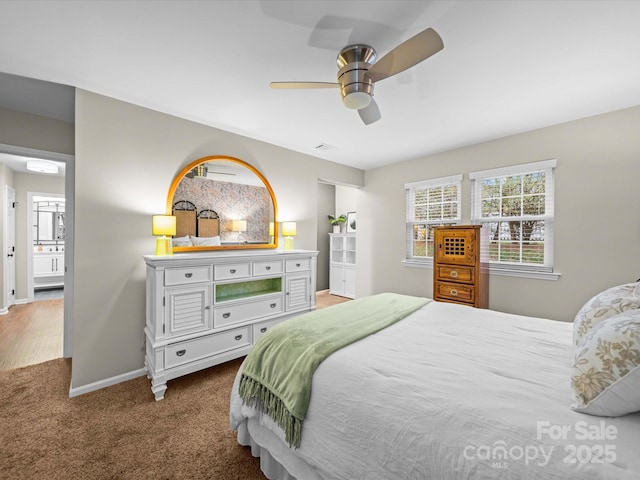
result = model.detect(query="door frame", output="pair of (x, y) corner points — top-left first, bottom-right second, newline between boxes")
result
(0, 143), (74, 358)
(4, 185), (16, 307)
(27, 191), (65, 301)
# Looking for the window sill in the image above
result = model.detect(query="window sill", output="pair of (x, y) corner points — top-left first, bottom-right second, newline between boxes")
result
(402, 259), (561, 281)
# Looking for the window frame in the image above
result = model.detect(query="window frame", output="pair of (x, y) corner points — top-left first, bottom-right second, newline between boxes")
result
(469, 159), (559, 279)
(404, 174), (462, 267)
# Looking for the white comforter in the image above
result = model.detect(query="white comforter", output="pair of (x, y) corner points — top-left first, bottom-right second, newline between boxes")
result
(230, 301), (640, 480)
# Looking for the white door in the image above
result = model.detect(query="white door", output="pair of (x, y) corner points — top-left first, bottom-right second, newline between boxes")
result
(6, 186), (16, 306)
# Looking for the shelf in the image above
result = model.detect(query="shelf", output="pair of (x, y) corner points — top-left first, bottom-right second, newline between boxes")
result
(215, 278), (282, 303)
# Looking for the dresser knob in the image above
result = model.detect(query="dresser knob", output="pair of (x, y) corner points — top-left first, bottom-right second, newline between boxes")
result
(270, 303), (276, 308)
(260, 327), (267, 333)
(230, 269), (236, 274)
(450, 289), (458, 296)
(223, 312), (231, 319)
(450, 271), (458, 278)
(185, 273), (193, 278)
(266, 266), (271, 270)
(296, 263), (301, 267)
(235, 335), (242, 341)
(176, 349), (186, 357)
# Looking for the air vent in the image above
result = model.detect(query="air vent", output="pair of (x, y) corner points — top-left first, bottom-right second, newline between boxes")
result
(315, 143), (336, 151)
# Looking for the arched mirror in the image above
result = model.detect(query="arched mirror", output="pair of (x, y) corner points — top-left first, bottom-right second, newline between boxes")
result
(167, 156), (278, 252)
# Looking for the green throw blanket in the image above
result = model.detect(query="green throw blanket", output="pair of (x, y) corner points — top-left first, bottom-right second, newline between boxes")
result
(238, 292), (431, 448)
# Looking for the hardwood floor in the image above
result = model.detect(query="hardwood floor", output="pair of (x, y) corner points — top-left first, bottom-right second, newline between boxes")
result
(0, 291), (346, 372)
(0, 299), (63, 371)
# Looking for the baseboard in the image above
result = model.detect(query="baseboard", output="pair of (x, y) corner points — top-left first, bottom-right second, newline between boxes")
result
(0, 298), (29, 315)
(68, 367), (147, 398)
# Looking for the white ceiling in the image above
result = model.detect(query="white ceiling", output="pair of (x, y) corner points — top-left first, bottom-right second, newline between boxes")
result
(1, 0), (640, 171)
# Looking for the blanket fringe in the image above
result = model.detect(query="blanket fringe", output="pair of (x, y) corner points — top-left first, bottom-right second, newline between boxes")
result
(238, 374), (302, 449)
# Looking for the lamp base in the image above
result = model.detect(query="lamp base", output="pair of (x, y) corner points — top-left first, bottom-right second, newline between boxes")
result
(284, 237), (295, 251)
(155, 236), (173, 256)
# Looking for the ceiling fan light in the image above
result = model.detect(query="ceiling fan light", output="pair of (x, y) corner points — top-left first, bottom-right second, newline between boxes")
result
(342, 91), (371, 110)
(26, 159), (58, 174)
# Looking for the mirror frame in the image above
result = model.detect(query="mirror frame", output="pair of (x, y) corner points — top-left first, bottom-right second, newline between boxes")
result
(166, 155), (279, 252)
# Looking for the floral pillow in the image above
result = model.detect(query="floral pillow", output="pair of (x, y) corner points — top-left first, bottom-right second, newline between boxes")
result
(571, 309), (640, 416)
(573, 282), (640, 347)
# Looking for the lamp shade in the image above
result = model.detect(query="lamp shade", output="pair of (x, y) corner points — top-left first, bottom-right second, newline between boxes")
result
(282, 221), (297, 237)
(231, 220), (247, 232)
(152, 215), (176, 236)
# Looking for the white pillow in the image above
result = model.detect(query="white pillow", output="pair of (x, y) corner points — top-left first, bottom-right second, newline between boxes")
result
(573, 282), (640, 347)
(171, 235), (192, 247)
(190, 235), (221, 246)
(571, 309), (640, 416)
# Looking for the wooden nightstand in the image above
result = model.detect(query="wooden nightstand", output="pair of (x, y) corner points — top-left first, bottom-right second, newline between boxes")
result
(433, 225), (488, 308)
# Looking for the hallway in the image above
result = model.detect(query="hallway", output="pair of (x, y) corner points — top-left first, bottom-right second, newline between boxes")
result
(0, 299), (63, 371)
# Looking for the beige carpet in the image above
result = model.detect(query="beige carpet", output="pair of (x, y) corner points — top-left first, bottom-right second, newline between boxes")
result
(0, 292), (350, 480)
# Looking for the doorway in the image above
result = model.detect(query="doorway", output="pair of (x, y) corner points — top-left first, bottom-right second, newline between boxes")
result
(0, 143), (74, 370)
(28, 193), (66, 301)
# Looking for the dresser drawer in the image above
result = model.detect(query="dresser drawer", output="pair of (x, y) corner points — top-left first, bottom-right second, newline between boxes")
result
(435, 265), (474, 283)
(214, 263), (251, 280)
(253, 317), (283, 343)
(253, 260), (283, 277)
(286, 258), (310, 273)
(214, 296), (283, 328)
(165, 326), (251, 368)
(435, 281), (475, 304)
(165, 266), (212, 286)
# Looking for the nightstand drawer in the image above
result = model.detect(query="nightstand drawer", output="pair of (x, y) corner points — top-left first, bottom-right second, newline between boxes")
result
(165, 326), (251, 368)
(253, 260), (283, 277)
(165, 266), (212, 286)
(214, 296), (283, 328)
(286, 258), (310, 272)
(435, 281), (475, 304)
(214, 263), (251, 280)
(435, 265), (474, 283)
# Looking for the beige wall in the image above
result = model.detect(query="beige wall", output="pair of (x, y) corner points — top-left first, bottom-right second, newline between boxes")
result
(358, 105), (640, 322)
(0, 107), (74, 154)
(73, 89), (364, 389)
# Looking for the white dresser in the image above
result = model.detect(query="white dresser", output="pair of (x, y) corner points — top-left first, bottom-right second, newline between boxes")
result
(144, 249), (318, 400)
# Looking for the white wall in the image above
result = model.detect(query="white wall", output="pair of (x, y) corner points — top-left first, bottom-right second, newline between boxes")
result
(335, 185), (358, 218)
(73, 89), (364, 390)
(358, 105), (640, 322)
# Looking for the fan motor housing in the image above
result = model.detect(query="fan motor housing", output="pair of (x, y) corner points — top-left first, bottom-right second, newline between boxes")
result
(337, 45), (376, 109)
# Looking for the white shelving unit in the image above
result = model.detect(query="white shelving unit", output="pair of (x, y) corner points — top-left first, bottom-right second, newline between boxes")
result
(329, 233), (355, 298)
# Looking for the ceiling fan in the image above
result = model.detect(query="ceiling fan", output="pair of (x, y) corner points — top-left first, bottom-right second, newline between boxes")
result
(271, 27), (444, 125)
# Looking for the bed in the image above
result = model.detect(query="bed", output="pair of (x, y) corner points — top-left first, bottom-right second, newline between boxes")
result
(230, 287), (640, 480)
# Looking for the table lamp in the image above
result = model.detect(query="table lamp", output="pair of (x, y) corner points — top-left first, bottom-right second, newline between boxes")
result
(152, 215), (176, 255)
(232, 219), (247, 243)
(282, 221), (297, 250)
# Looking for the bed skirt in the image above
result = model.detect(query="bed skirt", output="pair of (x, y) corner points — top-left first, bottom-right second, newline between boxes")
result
(237, 419), (297, 480)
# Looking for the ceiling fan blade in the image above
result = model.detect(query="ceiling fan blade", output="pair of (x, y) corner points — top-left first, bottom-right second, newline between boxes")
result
(270, 81), (339, 89)
(358, 98), (381, 125)
(367, 27), (443, 83)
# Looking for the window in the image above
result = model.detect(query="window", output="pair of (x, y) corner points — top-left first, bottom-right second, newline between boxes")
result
(470, 159), (556, 274)
(405, 175), (462, 262)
